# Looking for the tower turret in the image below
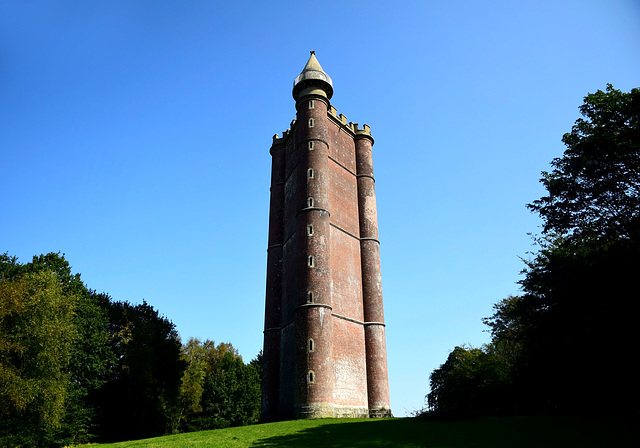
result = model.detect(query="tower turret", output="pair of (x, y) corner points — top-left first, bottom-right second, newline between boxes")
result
(292, 51), (333, 102)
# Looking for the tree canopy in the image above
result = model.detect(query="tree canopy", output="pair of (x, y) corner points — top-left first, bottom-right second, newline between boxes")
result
(528, 84), (640, 240)
(0, 252), (262, 446)
(427, 84), (640, 418)
(0, 270), (77, 447)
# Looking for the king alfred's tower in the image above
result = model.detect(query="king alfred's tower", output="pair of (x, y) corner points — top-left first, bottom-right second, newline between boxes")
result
(262, 52), (391, 420)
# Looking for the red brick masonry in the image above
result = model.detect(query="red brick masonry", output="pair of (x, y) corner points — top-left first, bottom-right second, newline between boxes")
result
(262, 55), (391, 420)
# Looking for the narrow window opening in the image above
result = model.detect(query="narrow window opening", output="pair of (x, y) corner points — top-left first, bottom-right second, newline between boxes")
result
(308, 141), (314, 150)
(307, 197), (314, 208)
(308, 100), (314, 109)
(307, 224), (314, 236)
(308, 118), (314, 128)
(308, 370), (315, 383)
(308, 255), (314, 268)
(307, 168), (314, 179)
(307, 291), (314, 303)
(308, 338), (315, 352)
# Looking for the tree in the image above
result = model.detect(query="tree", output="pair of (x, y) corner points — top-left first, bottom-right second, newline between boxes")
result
(427, 85), (640, 418)
(527, 84), (640, 241)
(177, 340), (261, 432)
(0, 270), (77, 447)
(173, 337), (208, 432)
(521, 85), (640, 413)
(23, 253), (113, 445)
(427, 345), (512, 418)
(95, 300), (185, 441)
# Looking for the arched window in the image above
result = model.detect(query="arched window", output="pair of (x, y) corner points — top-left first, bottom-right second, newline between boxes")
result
(308, 141), (314, 150)
(307, 291), (314, 303)
(308, 168), (314, 179)
(308, 100), (314, 109)
(308, 370), (315, 383)
(308, 338), (315, 352)
(308, 255), (314, 268)
(307, 224), (314, 236)
(307, 197), (314, 208)
(308, 118), (314, 128)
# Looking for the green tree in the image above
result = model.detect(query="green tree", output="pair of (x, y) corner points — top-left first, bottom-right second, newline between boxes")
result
(521, 85), (639, 413)
(178, 340), (261, 432)
(527, 84), (640, 241)
(427, 345), (512, 418)
(23, 253), (113, 445)
(173, 337), (208, 432)
(95, 300), (185, 442)
(0, 270), (77, 447)
(428, 85), (639, 418)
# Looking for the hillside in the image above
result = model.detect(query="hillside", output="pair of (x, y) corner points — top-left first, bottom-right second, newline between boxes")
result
(96, 416), (635, 448)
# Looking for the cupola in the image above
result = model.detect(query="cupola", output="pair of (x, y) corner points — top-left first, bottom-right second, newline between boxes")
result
(292, 51), (333, 101)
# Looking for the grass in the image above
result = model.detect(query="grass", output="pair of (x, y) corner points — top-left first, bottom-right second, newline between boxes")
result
(95, 416), (636, 448)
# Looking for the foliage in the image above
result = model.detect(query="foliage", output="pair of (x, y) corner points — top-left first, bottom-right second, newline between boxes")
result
(427, 346), (512, 418)
(174, 337), (209, 431)
(527, 84), (640, 241)
(427, 84), (640, 418)
(1, 252), (262, 444)
(1, 251), (263, 444)
(23, 253), (114, 445)
(95, 300), (186, 442)
(0, 269), (77, 447)
(176, 339), (261, 433)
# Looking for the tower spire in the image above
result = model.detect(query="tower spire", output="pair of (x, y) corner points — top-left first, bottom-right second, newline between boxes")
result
(293, 51), (333, 101)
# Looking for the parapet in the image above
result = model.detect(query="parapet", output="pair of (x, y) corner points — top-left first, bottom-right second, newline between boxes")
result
(271, 107), (373, 149)
(327, 105), (373, 143)
(272, 119), (298, 146)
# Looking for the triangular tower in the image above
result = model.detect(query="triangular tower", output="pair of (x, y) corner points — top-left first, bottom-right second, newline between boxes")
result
(262, 52), (391, 420)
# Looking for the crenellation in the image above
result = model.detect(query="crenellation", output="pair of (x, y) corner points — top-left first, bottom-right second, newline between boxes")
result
(327, 107), (357, 134)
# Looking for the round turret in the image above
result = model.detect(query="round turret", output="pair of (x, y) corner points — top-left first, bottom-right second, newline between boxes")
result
(293, 51), (333, 101)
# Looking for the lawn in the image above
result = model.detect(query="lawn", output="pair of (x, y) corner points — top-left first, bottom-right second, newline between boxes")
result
(95, 416), (636, 448)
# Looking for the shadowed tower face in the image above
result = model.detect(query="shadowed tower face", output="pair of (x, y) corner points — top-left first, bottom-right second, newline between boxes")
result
(262, 52), (391, 420)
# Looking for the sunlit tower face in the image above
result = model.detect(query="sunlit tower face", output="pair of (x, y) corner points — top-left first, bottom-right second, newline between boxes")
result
(261, 52), (391, 421)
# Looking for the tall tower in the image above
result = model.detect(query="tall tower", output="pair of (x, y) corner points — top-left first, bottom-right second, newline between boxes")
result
(262, 52), (391, 420)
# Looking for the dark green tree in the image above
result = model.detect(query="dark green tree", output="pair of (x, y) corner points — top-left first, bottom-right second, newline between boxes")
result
(528, 84), (640, 241)
(95, 300), (185, 441)
(497, 85), (639, 414)
(427, 345), (512, 418)
(520, 85), (639, 414)
(428, 85), (639, 418)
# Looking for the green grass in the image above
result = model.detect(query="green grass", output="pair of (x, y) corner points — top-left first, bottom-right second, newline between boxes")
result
(95, 416), (636, 448)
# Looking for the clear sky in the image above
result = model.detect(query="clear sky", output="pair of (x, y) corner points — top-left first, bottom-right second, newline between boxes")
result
(1, 1), (638, 416)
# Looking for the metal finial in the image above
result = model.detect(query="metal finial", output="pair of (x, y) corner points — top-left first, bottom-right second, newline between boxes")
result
(310, 50), (315, 55)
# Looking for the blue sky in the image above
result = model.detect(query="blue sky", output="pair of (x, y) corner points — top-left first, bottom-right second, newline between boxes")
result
(1, 1), (638, 416)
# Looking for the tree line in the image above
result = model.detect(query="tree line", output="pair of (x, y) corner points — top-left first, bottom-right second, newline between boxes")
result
(0, 253), (261, 447)
(426, 84), (639, 418)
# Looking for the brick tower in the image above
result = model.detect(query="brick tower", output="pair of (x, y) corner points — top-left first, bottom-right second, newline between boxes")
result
(262, 52), (391, 420)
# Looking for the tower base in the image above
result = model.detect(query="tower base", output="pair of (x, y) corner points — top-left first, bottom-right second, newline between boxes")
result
(369, 407), (393, 418)
(293, 402), (391, 419)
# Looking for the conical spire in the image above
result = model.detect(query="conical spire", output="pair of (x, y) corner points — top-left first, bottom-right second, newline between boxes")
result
(293, 51), (333, 101)
(302, 50), (325, 73)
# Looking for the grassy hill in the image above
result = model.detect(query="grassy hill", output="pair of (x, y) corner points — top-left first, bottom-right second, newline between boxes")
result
(95, 416), (636, 448)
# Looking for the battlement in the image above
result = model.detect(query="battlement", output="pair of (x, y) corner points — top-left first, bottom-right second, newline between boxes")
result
(272, 119), (298, 145)
(327, 105), (373, 140)
(271, 107), (372, 147)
